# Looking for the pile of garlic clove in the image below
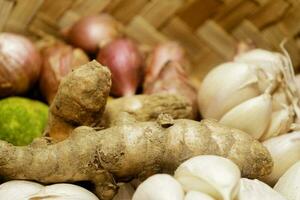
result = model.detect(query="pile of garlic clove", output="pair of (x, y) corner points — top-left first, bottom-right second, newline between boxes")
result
(197, 48), (300, 184)
(128, 155), (300, 200)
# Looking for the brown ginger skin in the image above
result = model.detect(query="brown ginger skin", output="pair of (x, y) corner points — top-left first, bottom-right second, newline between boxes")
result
(47, 60), (111, 140)
(0, 117), (272, 200)
(47, 60), (194, 140)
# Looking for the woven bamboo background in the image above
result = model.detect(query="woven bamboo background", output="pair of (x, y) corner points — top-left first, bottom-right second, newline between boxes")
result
(1, 0), (300, 84)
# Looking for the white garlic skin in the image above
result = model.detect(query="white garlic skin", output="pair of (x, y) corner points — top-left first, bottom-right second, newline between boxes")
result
(238, 178), (287, 200)
(262, 131), (300, 185)
(174, 155), (240, 200)
(198, 62), (259, 119)
(219, 93), (272, 139)
(132, 174), (184, 200)
(274, 161), (300, 200)
(0, 180), (43, 200)
(0, 181), (99, 200)
(184, 191), (215, 200)
(28, 183), (99, 200)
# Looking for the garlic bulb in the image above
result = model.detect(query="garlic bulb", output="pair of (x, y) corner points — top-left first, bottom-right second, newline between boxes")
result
(184, 191), (215, 200)
(174, 155), (240, 200)
(238, 178), (286, 200)
(0, 180), (99, 200)
(198, 48), (300, 141)
(132, 174), (184, 200)
(274, 161), (300, 200)
(261, 131), (300, 185)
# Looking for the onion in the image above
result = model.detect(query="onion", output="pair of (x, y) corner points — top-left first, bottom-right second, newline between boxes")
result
(97, 38), (143, 97)
(67, 14), (122, 53)
(144, 42), (188, 87)
(0, 33), (41, 97)
(39, 42), (89, 103)
(144, 61), (198, 118)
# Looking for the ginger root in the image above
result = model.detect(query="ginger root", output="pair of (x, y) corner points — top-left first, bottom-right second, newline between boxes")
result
(0, 118), (272, 200)
(47, 60), (194, 140)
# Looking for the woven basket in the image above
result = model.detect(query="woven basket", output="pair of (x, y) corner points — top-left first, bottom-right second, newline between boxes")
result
(1, 0), (300, 85)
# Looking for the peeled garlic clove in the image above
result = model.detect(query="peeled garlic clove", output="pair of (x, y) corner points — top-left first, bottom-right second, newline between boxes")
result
(0, 180), (43, 200)
(174, 155), (240, 200)
(132, 174), (184, 200)
(219, 94), (272, 139)
(238, 178), (286, 200)
(113, 183), (135, 200)
(261, 132), (300, 185)
(198, 62), (260, 119)
(274, 161), (300, 200)
(260, 107), (294, 140)
(29, 183), (99, 200)
(184, 191), (215, 200)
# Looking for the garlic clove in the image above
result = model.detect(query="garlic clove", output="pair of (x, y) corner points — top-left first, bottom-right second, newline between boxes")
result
(112, 183), (135, 200)
(219, 94), (272, 139)
(132, 174), (184, 200)
(174, 155), (240, 200)
(238, 178), (287, 200)
(198, 62), (260, 119)
(274, 161), (300, 200)
(0, 180), (43, 200)
(184, 191), (215, 200)
(260, 107), (294, 140)
(28, 183), (99, 200)
(261, 132), (300, 185)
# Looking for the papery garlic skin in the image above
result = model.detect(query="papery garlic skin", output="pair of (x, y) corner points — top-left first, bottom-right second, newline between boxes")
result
(0, 180), (43, 200)
(198, 62), (259, 119)
(132, 174), (184, 200)
(0, 181), (99, 200)
(234, 49), (283, 75)
(238, 178), (286, 200)
(261, 132), (300, 185)
(174, 155), (240, 200)
(184, 191), (215, 200)
(274, 161), (300, 200)
(260, 107), (294, 140)
(220, 93), (272, 139)
(28, 183), (99, 200)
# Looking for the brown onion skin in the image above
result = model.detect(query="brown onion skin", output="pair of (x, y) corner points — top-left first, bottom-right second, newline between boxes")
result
(0, 33), (41, 97)
(144, 61), (198, 119)
(97, 38), (143, 97)
(39, 42), (89, 103)
(67, 14), (121, 53)
(144, 42), (189, 87)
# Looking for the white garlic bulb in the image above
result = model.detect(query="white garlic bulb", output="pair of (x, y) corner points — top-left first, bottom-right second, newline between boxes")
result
(0, 180), (99, 200)
(198, 48), (300, 141)
(261, 131), (300, 185)
(274, 161), (300, 200)
(238, 178), (286, 200)
(174, 155), (240, 200)
(132, 174), (184, 200)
